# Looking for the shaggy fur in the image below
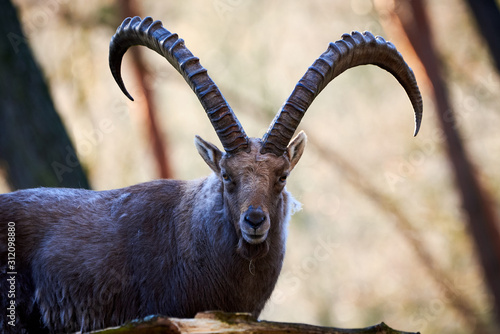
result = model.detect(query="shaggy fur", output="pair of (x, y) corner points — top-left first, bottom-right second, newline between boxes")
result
(0, 136), (305, 333)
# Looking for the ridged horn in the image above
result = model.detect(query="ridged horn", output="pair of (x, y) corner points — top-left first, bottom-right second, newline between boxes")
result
(261, 31), (423, 156)
(109, 16), (249, 153)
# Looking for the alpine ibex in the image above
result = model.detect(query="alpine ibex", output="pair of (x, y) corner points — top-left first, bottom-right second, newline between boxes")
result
(0, 16), (422, 333)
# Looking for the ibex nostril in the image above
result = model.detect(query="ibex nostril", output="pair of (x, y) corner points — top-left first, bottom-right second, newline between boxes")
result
(245, 207), (266, 228)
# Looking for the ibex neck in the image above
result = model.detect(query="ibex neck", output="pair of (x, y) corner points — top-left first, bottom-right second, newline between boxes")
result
(181, 174), (289, 316)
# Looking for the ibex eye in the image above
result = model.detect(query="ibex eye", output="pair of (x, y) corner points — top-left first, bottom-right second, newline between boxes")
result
(279, 175), (288, 183)
(222, 173), (230, 181)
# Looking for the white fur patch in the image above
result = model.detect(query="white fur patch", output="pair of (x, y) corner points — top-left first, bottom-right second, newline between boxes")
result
(281, 190), (302, 244)
(289, 193), (302, 216)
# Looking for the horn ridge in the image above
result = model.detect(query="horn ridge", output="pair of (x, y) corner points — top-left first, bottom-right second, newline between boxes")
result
(261, 31), (423, 156)
(109, 16), (249, 153)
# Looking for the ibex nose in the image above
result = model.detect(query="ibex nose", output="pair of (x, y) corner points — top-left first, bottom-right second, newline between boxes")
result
(244, 206), (266, 229)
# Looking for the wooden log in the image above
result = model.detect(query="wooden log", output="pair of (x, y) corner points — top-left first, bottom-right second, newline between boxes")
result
(91, 311), (419, 334)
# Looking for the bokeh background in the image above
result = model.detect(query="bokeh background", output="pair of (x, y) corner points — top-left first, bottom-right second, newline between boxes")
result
(1, 0), (500, 333)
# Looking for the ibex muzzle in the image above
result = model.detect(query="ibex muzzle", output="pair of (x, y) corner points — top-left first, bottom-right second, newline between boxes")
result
(243, 206), (268, 241)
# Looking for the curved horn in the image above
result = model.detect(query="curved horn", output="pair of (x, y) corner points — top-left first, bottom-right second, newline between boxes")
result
(109, 16), (249, 153)
(261, 31), (423, 156)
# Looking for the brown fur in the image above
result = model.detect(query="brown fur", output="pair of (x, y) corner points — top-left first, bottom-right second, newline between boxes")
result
(0, 134), (305, 333)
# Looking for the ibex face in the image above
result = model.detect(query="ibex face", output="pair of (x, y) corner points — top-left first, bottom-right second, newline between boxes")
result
(195, 133), (306, 259)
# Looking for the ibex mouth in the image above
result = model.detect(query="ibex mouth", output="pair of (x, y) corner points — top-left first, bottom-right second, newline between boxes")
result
(242, 231), (268, 245)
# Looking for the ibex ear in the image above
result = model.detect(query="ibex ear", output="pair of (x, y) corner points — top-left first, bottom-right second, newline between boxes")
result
(195, 135), (223, 173)
(286, 131), (307, 171)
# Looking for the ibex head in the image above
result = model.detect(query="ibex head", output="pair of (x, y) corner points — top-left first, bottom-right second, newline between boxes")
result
(194, 134), (305, 259)
(109, 17), (422, 259)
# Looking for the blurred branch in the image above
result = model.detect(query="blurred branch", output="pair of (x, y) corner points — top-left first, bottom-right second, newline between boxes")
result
(307, 133), (491, 334)
(0, 0), (90, 190)
(119, 0), (174, 179)
(221, 83), (491, 332)
(463, 0), (500, 73)
(93, 311), (419, 333)
(375, 0), (500, 328)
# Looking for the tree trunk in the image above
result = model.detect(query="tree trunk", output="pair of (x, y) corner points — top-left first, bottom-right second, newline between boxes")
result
(463, 0), (500, 73)
(118, 0), (174, 179)
(0, 0), (90, 190)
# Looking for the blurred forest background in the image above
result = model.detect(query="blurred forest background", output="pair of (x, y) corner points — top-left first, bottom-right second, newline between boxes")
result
(1, 0), (500, 333)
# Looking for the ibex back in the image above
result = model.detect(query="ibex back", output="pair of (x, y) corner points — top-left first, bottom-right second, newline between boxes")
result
(0, 16), (422, 333)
